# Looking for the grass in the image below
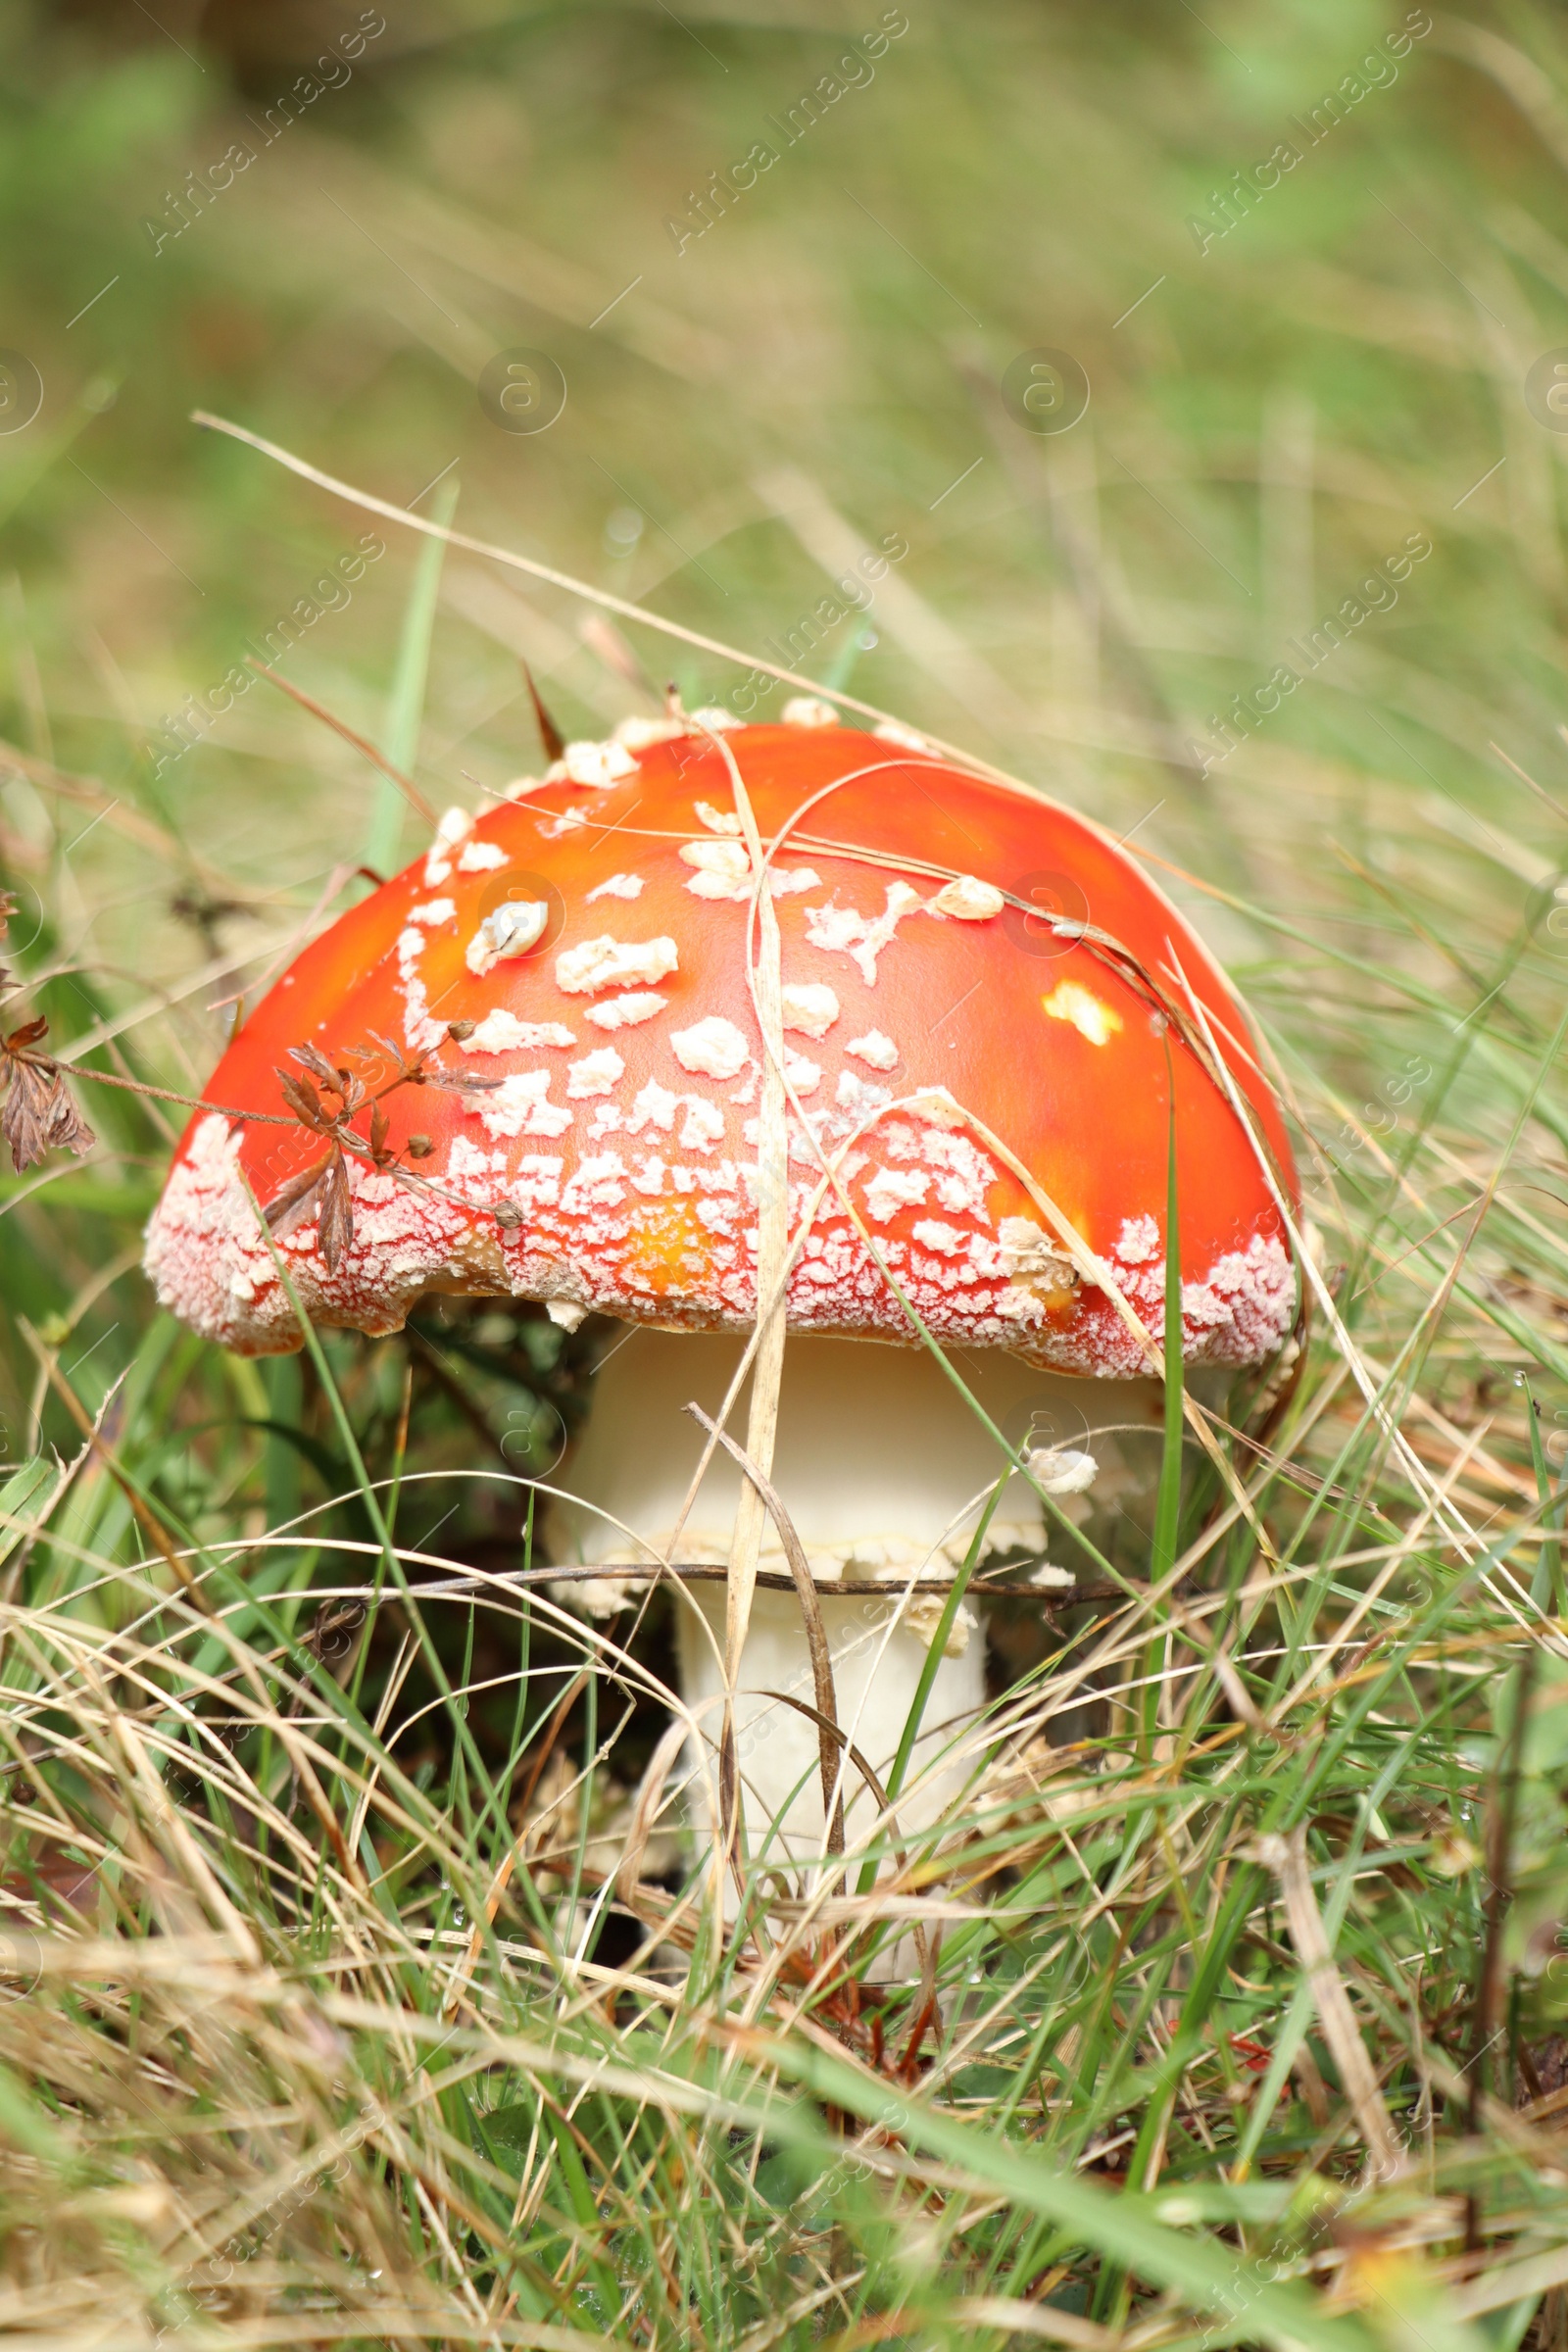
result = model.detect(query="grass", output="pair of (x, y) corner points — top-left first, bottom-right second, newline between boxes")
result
(4, 0), (1568, 2342)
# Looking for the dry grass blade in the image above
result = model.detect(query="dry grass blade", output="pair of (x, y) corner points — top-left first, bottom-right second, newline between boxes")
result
(244, 656), (437, 825)
(1256, 1827), (1400, 2178)
(685, 1402), (846, 1858)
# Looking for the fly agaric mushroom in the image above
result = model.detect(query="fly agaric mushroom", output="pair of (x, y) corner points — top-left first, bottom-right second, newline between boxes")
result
(145, 700), (1299, 1868)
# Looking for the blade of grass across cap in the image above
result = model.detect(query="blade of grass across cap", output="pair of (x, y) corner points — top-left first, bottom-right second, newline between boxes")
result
(366, 472), (459, 877)
(704, 722), (789, 1864)
(1139, 1037), (1185, 1776)
(1152, 1040), (1185, 1593)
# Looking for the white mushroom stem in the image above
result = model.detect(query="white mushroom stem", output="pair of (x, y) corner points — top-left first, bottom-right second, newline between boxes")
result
(554, 1329), (1160, 1874)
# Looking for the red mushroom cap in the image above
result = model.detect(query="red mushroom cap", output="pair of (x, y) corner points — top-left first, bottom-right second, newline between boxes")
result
(145, 710), (1299, 1372)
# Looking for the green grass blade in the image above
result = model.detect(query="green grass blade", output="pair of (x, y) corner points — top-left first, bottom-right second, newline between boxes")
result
(364, 473), (459, 876)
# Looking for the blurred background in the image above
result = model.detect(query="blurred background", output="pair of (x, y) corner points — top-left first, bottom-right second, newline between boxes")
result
(3, 0), (1568, 1553)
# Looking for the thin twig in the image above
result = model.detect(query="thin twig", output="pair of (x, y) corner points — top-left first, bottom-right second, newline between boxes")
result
(245, 658), (436, 824)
